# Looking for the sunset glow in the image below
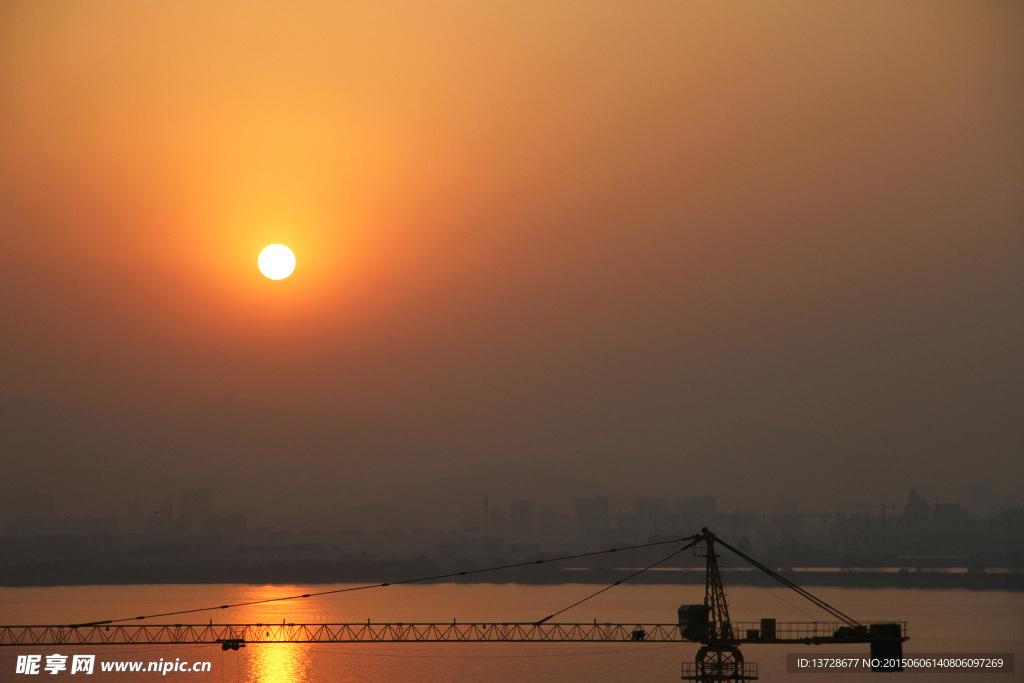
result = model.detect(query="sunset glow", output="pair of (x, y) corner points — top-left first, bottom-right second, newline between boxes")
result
(0, 0), (1020, 512)
(1, 5), (1021, 679)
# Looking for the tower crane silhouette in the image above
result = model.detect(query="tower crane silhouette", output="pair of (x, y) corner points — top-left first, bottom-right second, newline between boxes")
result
(1, 528), (907, 680)
(679, 528), (906, 680)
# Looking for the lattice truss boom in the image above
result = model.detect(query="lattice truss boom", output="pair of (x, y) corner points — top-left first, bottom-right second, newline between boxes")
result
(0, 620), (905, 647)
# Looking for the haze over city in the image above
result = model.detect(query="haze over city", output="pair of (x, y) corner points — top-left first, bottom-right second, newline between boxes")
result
(1, 1), (1022, 528)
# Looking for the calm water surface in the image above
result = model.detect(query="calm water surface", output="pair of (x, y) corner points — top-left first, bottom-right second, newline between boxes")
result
(1, 584), (1021, 682)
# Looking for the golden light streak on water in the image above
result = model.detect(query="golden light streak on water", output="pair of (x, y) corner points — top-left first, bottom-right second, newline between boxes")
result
(247, 642), (311, 683)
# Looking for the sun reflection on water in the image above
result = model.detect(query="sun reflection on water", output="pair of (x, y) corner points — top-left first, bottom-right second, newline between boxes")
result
(247, 642), (310, 683)
(229, 584), (350, 683)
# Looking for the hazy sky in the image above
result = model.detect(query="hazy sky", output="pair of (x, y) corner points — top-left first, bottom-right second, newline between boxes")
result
(1, 1), (1022, 511)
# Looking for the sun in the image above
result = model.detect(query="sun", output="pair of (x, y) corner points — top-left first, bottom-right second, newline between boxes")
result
(258, 244), (296, 280)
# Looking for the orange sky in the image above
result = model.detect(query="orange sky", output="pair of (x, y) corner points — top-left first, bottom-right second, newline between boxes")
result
(1, 1), (1022, 507)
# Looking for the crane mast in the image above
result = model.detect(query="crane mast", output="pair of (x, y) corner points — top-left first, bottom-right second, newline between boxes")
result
(681, 528), (756, 681)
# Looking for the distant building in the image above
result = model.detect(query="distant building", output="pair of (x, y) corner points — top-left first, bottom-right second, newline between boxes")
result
(576, 496), (610, 532)
(904, 489), (931, 523)
(201, 513), (247, 542)
(635, 498), (669, 534)
(968, 481), (992, 517)
(671, 497), (716, 530)
(509, 500), (535, 541)
(181, 489), (213, 519)
(576, 496), (610, 547)
(144, 512), (189, 538)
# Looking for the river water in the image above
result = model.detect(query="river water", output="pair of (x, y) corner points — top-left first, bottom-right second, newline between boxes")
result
(1, 583), (1021, 682)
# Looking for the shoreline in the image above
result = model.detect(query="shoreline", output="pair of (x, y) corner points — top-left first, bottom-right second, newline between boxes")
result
(2, 562), (1022, 591)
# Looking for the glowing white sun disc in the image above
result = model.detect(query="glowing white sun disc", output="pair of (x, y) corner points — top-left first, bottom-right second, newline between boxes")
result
(258, 244), (296, 280)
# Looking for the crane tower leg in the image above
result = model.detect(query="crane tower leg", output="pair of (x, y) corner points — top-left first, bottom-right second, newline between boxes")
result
(683, 646), (754, 682)
(680, 529), (758, 681)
